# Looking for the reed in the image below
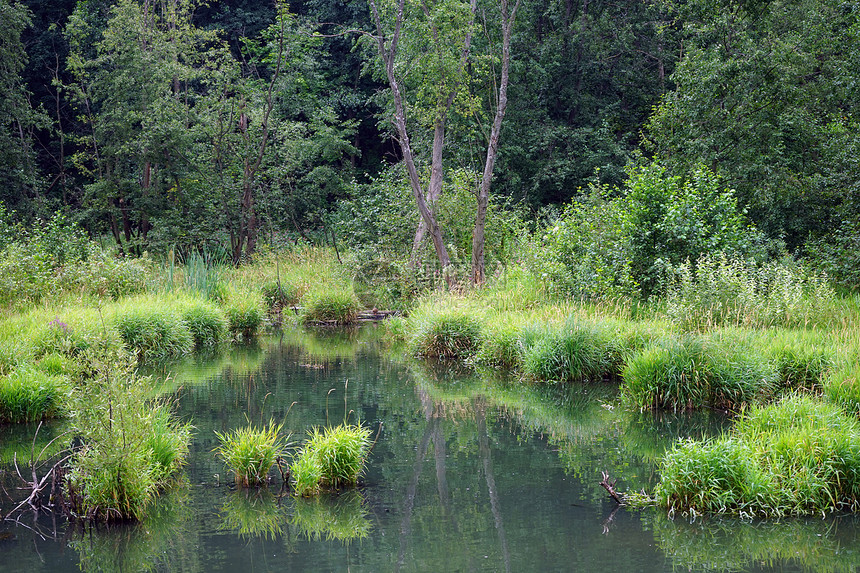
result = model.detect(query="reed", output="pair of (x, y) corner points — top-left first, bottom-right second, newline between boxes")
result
(214, 420), (288, 486)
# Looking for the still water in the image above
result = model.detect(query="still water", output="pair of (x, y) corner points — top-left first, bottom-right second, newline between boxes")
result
(2, 327), (860, 572)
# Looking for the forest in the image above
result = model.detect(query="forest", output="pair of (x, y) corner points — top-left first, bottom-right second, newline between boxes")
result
(0, 0), (857, 290)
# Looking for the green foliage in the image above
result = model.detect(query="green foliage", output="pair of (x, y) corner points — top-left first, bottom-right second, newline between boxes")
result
(824, 363), (860, 418)
(181, 252), (227, 302)
(299, 289), (360, 325)
(622, 335), (776, 411)
(291, 491), (371, 543)
(407, 306), (483, 359)
(0, 367), (69, 423)
(214, 420), (288, 487)
(655, 395), (860, 517)
(114, 304), (194, 361)
(67, 349), (191, 521)
(529, 162), (761, 299)
(521, 321), (613, 383)
(179, 300), (227, 347)
(261, 280), (300, 309)
(763, 332), (833, 393)
(666, 253), (837, 330)
(224, 295), (265, 339)
(290, 423), (372, 496)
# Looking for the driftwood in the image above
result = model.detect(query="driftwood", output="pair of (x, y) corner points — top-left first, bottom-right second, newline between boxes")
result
(600, 471), (624, 505)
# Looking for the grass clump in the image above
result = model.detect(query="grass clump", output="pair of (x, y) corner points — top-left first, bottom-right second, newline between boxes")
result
(179, 300), (228, 347)
(521, 321), (614, 382)
(824, 363), (860, 417)
(623, 335), (775, 411)
(654, 395), (860, 517)
(407, 306), (483, 359)
(261, 280), (300, 309)
(224, 295), (265, 339)
(67, 351), (192, 521)
(0, 368), (69, 423)
(214, 420), (288, 486)
(114, 303), (193, 361)
(299, 289), (361, 325)
(290, 423), (372, 497)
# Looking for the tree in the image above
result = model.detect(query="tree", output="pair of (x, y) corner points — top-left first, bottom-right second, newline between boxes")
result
(645, 0), (860, 250)
(367, 0), (520, 286)
(0, 0), (49, 213)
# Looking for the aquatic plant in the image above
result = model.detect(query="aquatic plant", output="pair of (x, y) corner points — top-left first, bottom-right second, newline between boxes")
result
(407, 306), (483, 359)
(214, 420), (288, 486)
(654, 394), (860, 517)
(622, 335), (775, 411)
(290, 423), (372, 496)
(224, 295), (265, 339)
(299, 289), (361, 325)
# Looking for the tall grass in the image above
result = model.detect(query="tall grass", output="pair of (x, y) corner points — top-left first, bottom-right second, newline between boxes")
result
(214, 420), (288, 486)
(223, 294), (265, 339)
(622, 335), (776, 411)
(179, 299), (228, 347)
(0, 368), (69, 423)
(407, 305), (483, 359)
(299, 289), (361, 325)
(666, 253), (838, 330)
(654, 394), (860, 517)
(114, 304), (193, 361)
(290, 423), (372, 496)
(521, 320), (615, 382)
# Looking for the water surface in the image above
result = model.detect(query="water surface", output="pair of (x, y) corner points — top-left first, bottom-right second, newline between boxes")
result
(2, 327), (859, 572)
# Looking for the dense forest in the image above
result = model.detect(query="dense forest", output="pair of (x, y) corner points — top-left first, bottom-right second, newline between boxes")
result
(1, 0), (858, 292)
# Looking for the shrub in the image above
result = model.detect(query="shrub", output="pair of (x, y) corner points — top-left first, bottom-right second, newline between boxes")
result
(290, 423), (372, 497)
(114, 306), (193, 361)
(224, 296), (265, 339)
(180, 300), (227, 347)
(622, 335), (776, 411)
(214, 420), (288, 486)
(407, 307), (482, 359)
(299, 289), (361, 325)
(0, 368), (69, 423)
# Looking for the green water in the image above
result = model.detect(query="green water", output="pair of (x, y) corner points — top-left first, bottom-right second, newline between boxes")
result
(2, 327), (860, 572)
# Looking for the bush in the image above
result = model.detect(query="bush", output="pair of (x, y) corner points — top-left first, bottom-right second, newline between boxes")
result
(407, 307), (483, 359)
(0, 368), (69, 423)
(299, 289), (361, 325)
(214, 420), (288, 486)
(622, 335), (776, 411)
(290, 423), (372, 497)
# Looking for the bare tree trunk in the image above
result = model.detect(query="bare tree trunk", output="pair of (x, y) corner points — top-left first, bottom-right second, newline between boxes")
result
(370, 0), (477, 287)
(471, 0), (520, 286)
(410, 120), (447, 264)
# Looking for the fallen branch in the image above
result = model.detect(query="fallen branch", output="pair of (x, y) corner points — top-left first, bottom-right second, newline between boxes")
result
(600, 471), (624, 505)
